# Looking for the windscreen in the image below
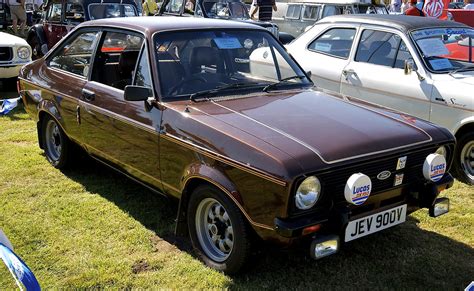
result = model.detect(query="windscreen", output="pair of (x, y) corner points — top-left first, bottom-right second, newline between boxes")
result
(411, 27), (474, 73)
(154, 29), (311, 99)
(88, 3), (137, 19)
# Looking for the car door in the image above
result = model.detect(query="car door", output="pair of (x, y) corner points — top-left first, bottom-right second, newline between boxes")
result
(44, 28), (101, 142)
(44, 1), (66, 49)
(291, 25), (357, 93)
(340, 28), (432, 120)
(81, 30), (163, 189)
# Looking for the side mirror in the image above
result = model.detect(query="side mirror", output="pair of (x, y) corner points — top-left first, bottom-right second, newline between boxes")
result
(124, 85), (153, 101)
(306, 70), (312, 78)
(404, 59), (425, 81)
(404, 59), (415, 75)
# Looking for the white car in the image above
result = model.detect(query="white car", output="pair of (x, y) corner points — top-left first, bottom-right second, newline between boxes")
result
(287, 14), (474, 185)
(0, 32), (32, 86)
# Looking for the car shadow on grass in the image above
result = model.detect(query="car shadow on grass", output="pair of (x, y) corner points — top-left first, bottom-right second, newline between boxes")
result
(61, 152), (474, 289)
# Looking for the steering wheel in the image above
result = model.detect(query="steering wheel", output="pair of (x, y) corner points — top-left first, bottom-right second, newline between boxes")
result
(168, 76), (207, 96)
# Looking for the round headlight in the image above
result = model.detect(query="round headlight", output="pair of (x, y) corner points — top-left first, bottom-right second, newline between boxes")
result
(435, 146), (447, 159)
(295, 176), (321, 210)
(17, 46), (30, 59)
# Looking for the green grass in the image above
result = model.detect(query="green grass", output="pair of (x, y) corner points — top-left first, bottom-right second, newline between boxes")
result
(1, 105), (473, 289)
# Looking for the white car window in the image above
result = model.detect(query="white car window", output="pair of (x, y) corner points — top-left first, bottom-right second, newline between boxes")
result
(308, 28), (356, 59)
(355, 29), (412, 68)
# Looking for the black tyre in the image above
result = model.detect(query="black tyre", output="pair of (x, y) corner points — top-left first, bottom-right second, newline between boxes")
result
(187, 185), (252, 274)
(453, 131), (474, 185)
(41, 116), (70, 169)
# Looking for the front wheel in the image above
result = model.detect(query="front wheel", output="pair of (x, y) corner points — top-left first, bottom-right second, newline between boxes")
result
(453, 132), (474, 185)
(41, 116), (70, 168)
(187, 185), (252, 274)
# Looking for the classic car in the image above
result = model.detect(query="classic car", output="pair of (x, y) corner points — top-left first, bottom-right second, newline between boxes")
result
(20, 17), (455, 273)
(272, 0), (388, 38)
(287, 15), (474, 185)
(0, 32), (32, 87)
(26, 0), (138, 59)
(157, 0), (295, 43)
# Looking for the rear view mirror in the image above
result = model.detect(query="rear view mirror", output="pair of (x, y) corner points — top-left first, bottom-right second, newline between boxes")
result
(124, 85), (153, 101)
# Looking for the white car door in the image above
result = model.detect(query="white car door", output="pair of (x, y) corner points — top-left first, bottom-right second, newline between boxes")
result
(288, 24), (358, 93)
(340, 27), (432, 121)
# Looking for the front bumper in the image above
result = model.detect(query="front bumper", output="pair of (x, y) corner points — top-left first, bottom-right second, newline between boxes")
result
(0, 63), (29, 79)
(275, 173), (454, 239)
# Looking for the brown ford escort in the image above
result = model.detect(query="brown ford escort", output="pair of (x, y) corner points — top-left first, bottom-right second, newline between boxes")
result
(19, 17), (455, 273)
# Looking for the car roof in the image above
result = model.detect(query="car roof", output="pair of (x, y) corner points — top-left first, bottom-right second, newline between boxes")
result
(318, 14), (470, 33)
(80, 16), (265, 35)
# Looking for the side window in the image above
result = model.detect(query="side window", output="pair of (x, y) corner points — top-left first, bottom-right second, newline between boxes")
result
(394, 41), (413, 69)
(90, 31), (144, 90)
(302, 5), (319, 20)
(355, 29), (407, 68)
(47, 3), (63, 22)
(48, 31), (99, 77)
(65, 2), (84, 23)
(308, 28), (356, 59)
(134, 49), (153, 89)
(164, 0), (183, 14)
(285, 4), (302, 19)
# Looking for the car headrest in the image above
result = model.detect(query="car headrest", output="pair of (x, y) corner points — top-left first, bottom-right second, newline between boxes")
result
(189, 47), (223, 74)
(118, 50), (140, 76)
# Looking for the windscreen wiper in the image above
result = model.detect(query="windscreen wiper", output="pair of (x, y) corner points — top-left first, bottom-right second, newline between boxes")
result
(449, 65), (474, 76)
(190, 82), (264, 102)
(263, 75), (307, 92)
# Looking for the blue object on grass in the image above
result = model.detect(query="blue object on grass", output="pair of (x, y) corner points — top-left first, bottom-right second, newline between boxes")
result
(0, 97), (20, 115)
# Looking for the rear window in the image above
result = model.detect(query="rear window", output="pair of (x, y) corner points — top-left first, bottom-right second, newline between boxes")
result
(88, 4), (137, 19)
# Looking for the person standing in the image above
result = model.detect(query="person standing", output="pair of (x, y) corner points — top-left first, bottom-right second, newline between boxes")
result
(464, 0), (474, 9)
(400, 0), (408, 13)
(390, 0), (401, 12)
(8, 0), (26, 36)
(250, 0), (277, 22)
(142, 0), (157, 16)
(404, 0), (424, 15)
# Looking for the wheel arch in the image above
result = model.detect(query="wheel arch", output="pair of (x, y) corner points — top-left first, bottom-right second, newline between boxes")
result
(37, 105), (66, 149)
(454, 121), (474, 140)
(174, 165), (273, 236)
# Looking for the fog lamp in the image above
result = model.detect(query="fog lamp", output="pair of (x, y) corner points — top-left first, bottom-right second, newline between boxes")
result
(429, 197), (450, 217)
(310, 235), (339, 260)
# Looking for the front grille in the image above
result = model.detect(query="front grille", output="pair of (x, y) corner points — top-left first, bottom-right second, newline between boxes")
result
(0, 47), (13, 62)
(318, 145), (441, 203)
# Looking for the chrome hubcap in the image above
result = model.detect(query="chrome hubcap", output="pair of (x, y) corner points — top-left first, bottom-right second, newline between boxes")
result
(195, 198), (234, 262)
(461, 141), (474, 180)
(45, 120), (62, 162)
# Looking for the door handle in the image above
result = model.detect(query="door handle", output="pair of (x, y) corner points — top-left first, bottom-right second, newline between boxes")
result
(82, 88), (95, 102)
(435, 97), (446, 102)
(342, 69), (356, 76)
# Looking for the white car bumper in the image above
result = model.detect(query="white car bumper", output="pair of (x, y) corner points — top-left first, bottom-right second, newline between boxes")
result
(0, 64), (24, 79)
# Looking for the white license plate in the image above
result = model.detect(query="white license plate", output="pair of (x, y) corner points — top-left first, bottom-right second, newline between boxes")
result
(345, 204), (407, 242)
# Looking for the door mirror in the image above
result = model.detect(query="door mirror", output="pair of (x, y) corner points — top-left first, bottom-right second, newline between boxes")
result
(124, 85), (153, 101)
(404, 59), (415, 75)
(404, 59), (425, 81)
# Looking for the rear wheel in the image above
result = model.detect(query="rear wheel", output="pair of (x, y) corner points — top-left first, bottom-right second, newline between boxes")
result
(42, 116), (70, 168)
(453, 132), (474, 185)
(187, 185), (252, 274)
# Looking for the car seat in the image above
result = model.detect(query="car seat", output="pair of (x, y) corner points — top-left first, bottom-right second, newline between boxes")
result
(113, 50), (140, 90)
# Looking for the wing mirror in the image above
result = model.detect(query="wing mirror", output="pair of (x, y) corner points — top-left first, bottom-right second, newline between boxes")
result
(404, 59), (425, 81)
(124, 85), (153, 102)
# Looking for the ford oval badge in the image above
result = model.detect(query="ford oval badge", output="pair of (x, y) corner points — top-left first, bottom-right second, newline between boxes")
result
(377, 170), (391, 181)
